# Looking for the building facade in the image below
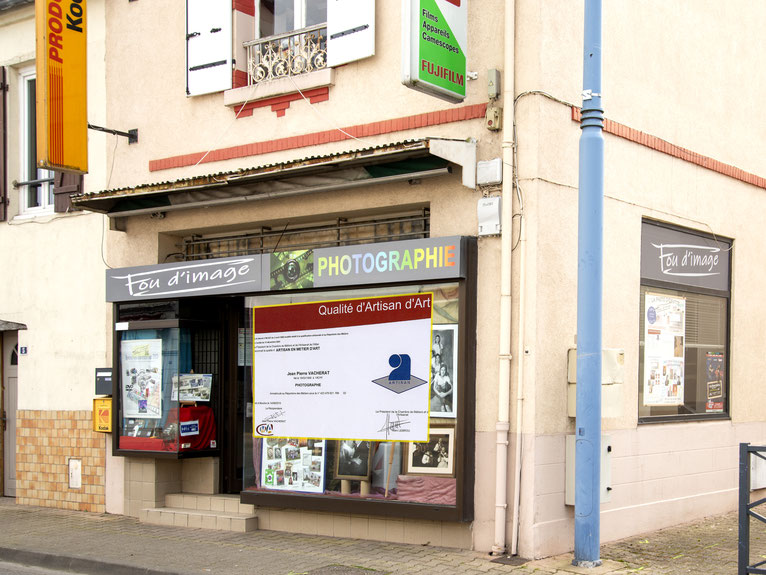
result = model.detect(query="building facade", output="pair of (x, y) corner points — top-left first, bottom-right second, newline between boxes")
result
(3, 0), (766, 560)
(0, 0), (111, 513)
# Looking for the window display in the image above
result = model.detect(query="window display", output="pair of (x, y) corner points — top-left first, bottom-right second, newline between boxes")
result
(243, 282), (468, 515)
(638, 221), (731, 421)
(115, 321), (221, 455)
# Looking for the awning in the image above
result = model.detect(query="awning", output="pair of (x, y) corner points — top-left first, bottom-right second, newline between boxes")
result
(72, 138), (476, 218)
(0, 320), (27, 331)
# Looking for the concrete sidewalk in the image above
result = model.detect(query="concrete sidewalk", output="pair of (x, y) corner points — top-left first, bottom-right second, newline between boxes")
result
(0, 497), (758, 575)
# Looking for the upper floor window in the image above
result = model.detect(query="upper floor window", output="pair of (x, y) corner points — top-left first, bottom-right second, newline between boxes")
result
(185, 0), (374, 96)
(259, 0), (327, 37)
(19, 69), (54, 215)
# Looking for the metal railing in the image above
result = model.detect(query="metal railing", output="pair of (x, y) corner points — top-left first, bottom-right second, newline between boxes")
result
(244, 24), (327, 86)
(739, 443), (766, 574)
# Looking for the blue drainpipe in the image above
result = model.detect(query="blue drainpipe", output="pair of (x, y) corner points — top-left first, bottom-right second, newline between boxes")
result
(574, 0), (604, 567)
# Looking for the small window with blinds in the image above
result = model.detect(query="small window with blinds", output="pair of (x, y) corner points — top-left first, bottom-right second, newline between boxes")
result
(638, 220), (732, 422)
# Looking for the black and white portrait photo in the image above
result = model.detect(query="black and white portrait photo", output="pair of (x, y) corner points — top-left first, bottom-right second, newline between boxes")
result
(404, 426), (455, 477)
(335, 440), (372, 480)
(430, 324), (458, 418)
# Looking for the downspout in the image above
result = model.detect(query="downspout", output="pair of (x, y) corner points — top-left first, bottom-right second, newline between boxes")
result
(492, 0), (515, 556)
(509, 92), (526, 555)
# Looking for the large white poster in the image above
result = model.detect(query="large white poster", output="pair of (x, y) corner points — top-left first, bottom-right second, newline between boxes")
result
(121, 339), (163, 419)
(643, 293), (686, 406)
(252, 293), (433, 441)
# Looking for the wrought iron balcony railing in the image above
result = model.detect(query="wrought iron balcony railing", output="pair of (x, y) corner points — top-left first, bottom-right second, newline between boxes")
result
(244, 24), (328, 86)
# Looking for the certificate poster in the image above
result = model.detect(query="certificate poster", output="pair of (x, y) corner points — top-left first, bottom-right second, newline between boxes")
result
(252, 293), (432, 441)
(261, 438), (325, 493)
(121, 339), (163, 419)
(643, 293), (686, 406)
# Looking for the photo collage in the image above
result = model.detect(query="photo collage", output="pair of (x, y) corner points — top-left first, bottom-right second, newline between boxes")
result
(261, 438), (326, 493)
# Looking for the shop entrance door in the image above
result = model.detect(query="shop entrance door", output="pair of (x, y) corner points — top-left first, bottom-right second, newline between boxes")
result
(2, 333), (18, 497)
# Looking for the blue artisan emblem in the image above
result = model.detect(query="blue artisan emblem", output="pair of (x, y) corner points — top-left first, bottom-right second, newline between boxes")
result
(371, 354), (428, 394)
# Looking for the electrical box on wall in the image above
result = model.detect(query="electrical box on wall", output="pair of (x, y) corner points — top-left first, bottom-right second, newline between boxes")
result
(567, 348), (625, 418)
(477, 158), (503, 186)
(477, 196), (501, 236)
(565, 434), (612, 506)
(485, 105), (502, 131)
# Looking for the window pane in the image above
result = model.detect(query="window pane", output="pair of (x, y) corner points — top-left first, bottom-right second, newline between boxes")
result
(305, 0), (326, 27)
(260, 0), (327, 36)
(638, 286), (728, 418)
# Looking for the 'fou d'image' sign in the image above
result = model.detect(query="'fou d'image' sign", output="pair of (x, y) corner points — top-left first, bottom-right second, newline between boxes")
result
(640, 221), (731, 292)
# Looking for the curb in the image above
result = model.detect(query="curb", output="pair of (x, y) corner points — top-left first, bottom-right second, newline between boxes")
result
(0, 547), (182, 575)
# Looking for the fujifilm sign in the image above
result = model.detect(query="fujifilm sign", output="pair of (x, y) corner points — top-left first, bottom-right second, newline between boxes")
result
(401, 0), (467, 103)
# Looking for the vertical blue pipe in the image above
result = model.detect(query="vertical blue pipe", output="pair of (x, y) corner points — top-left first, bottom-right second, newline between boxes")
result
(574, 0), (604, 567)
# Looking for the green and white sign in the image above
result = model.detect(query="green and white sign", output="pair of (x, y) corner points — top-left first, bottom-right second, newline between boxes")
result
(401, 0), (467, 103)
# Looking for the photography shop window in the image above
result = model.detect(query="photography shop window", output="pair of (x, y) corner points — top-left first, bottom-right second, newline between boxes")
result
(638, 220), (732, 422)
(242, 279), (474, 521)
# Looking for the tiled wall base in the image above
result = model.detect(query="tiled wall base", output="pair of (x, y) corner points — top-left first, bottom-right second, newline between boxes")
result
(124, 457), (218, 517)
(257, 508), (472, 548)
(15, 410), (106, 513)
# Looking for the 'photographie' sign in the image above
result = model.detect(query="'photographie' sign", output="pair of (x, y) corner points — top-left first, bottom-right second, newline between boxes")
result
(252, 293), (433, 441)
(107, 237), (466, 301)
(641, 222), (731, 291)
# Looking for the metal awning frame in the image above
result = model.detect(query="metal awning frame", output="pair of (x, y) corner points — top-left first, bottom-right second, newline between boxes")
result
(71, 138), (476, 219)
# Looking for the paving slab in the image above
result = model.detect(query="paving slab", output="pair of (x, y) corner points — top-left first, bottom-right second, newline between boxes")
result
(2, 497), (766, 575)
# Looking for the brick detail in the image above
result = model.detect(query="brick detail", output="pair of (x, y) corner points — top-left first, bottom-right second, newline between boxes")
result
(571, 106), (766, 191)
(15, 410), (106, 513)
(149, 102), (488, 172)
(232, 69), (248, 90)
(232, 0), (255, 16)
(234, 87), (330, 119)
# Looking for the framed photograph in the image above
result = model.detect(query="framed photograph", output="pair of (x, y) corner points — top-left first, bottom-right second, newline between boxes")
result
(335, 440), (373, 480)
(403, 425), (455, 477)
(430, 324), (458, 418)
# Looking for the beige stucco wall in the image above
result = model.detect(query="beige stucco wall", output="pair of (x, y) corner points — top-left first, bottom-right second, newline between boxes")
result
(0, 0), (109, 410)
(0, 0), (121, 511)
(508, 0), (766, 557)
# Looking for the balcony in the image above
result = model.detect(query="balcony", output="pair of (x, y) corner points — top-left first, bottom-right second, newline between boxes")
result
(244, 24), (328, 86)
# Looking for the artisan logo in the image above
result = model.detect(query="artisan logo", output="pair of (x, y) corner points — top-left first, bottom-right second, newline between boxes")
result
(371, 354), (428, 394)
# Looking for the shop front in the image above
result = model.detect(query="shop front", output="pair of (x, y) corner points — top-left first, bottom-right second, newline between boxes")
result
(106, 235), (477, 525)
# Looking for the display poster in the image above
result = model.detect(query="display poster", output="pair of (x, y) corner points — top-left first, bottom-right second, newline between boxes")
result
(172, 374), (212, 402)
(252, 293), (432, 441)
(261, 438), (325, 493)
(705, 352), (725, 413)
(121, 339), (163, 418)
(643, 293), (686, 406)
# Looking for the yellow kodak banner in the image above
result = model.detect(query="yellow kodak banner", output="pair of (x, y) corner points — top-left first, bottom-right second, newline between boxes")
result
(36, 0), (88, 174)
(93, 398), (112, 433)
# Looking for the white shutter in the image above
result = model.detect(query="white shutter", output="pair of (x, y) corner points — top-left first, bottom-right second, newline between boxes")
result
(186, 0), (233, 96)
(327, 0), (375, 67)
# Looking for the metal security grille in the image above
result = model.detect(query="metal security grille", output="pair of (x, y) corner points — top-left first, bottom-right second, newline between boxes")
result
(193, 328), (219, 378)
(182, 209), (429, 261)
